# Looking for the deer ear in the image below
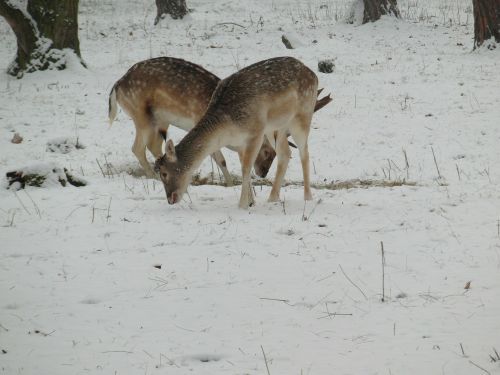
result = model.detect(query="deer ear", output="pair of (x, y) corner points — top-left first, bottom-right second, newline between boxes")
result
(154, 155), (163, 173)
(165, 139), (177, 162)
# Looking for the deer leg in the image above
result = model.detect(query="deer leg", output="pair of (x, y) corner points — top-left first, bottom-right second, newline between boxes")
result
(238, 151), (252, 208)
(290, 117), (313, 201)
(210, 151), (233, 187)
(238, 135), (263, 209)
(147, 128), (166, 160)
(144, 129), (164, 180)
(132, 129), (155, 178)
(268, 131), (291, 202)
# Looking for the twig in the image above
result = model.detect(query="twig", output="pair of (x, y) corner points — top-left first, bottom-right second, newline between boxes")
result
(96, 158), (107, 178)
(160, 353), (179, 368)
(325, 302), (332, 320)
(30, 329), (55, 336)
(339, 264), (367, 300)
(493, 347), (500, 360)
(24, 190), (41, 218)
(261, 345), (271, 375)
(318, 311), (353, 319)
(402, 148), (410, 180)
(389, 158), (402, 172)
(381, 241), (386, 302)
(259, 297), (290, 303)
(281, 196), (286, 215)
(469, 360), (491, 375)
(140, 176), (149, 195)
(8, 210), (16, 226)
(174, 324), (197, 333)
(106, 197), (112, 223)
(122, 175), (134, 194)
(460, 343), (465, 356)
(65, 206), (84, 220)
(316, 272), (336, 283)
(103, 154), (113, 178)
(431, 146), (442, 179)
(211, 22), (246, 30)
(13, 191), (31, 215)
(304, 198), (322, 221)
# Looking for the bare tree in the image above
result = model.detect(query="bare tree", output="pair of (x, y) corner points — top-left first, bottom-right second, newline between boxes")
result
(155, 0), (188, 25)
(0, 0), (84, 78)
(473, 0), (500, 49)
(362, 0), (400, 23)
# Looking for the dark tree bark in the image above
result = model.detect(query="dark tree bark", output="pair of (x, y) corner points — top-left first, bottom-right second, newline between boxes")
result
(155, 0), (188, 25)
(473, 0), (500, 49)
(0, 0), (83, 77)
(362, 0), (400, 23)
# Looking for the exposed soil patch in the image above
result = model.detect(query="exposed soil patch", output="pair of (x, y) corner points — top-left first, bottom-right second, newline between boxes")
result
(192, 173), (416, 191)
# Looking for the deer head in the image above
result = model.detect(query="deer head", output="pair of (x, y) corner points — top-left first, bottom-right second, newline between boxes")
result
(154, 139), (191, 204)
(253, 144), (276, 178)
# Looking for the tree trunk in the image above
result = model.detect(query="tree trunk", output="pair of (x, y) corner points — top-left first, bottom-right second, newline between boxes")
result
(0, 0), (83, 77)
(362, 0), (400, 23)
(155, 0), (188, 25)
(473, 0), (500, 49)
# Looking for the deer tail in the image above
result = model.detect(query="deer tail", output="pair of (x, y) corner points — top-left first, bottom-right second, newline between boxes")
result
(108, 84), (118, 126)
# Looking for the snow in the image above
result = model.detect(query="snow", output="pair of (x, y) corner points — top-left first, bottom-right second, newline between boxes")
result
(1, 0), (499, 374)
(46, 137), (84, 154)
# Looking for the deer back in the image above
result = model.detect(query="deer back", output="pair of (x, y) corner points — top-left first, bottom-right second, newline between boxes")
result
(206, 57), (318, 126)
(114, 57), (220, 127)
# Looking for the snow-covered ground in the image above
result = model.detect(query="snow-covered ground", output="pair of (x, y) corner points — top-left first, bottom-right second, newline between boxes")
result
(1, 1), (499, 374)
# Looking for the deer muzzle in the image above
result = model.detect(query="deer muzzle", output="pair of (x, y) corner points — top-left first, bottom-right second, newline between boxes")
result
(167, 192), (179, 205)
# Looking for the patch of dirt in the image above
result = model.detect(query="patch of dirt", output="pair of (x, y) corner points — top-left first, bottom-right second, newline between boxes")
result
(192, 173), (416, 191)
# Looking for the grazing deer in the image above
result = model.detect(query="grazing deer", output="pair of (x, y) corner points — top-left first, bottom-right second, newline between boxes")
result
(155, 57), (320, 208)
(108, 57), (279, 184)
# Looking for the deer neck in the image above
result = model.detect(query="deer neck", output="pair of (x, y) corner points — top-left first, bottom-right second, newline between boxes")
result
(175, 112), (225, 174)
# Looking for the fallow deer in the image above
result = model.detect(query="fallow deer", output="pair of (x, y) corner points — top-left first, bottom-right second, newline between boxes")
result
(108, 57), (279, 184)
(155, 57), (321, 209)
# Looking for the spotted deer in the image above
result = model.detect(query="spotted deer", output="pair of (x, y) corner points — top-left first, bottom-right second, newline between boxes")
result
(155, 57), (321, 208)
(108, 57), (279, 184)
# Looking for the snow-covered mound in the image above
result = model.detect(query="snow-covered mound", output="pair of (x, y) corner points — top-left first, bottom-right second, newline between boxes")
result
(5, 162), (86, 190)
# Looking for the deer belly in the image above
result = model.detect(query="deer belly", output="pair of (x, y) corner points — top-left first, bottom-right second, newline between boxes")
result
(154, 109), (196, 132)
